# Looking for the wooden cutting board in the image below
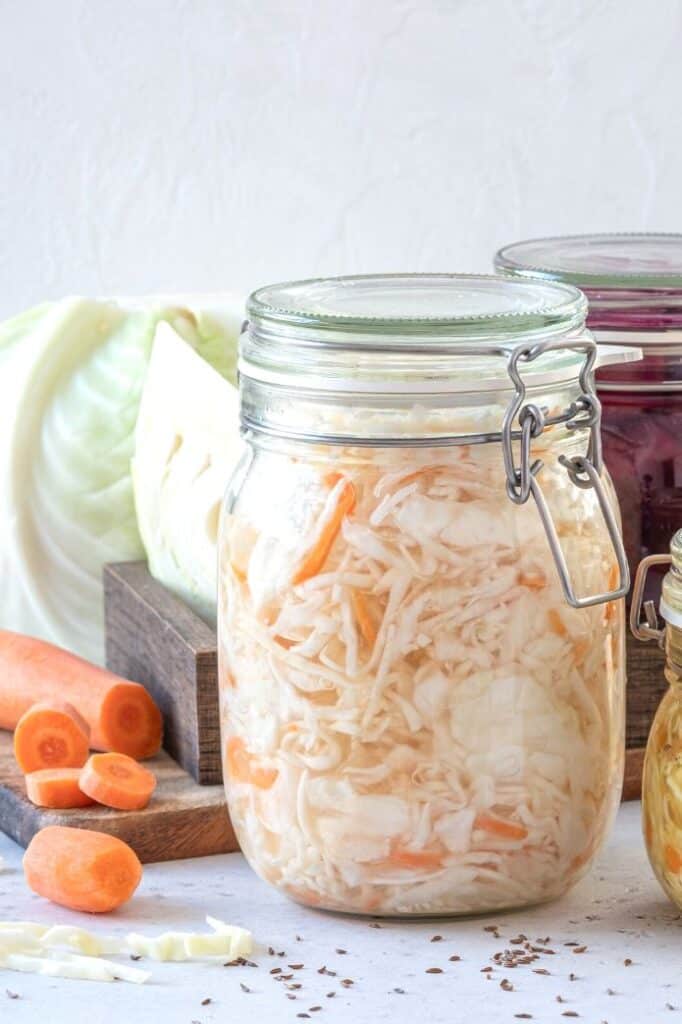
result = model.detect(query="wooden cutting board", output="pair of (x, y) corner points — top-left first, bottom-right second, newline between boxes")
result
(0, 731), (238, 863)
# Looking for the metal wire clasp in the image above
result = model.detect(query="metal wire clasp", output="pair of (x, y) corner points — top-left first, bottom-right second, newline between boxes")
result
(630, 554), (671, 646)
(502, 337), (630, 609)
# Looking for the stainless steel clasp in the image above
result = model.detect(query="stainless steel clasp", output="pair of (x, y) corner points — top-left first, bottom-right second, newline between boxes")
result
(502, 335), (630, 610)
(630, 554), (671, 646)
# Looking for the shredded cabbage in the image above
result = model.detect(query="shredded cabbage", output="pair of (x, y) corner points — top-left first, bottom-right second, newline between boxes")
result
(0, 295), (242, 663)
(219, 414), (625, 915)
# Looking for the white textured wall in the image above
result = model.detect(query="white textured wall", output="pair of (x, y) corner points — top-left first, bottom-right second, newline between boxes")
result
(2, 0), (682, 319)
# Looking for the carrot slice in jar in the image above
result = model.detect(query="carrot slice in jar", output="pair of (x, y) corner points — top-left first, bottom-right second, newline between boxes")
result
(226, 737), (278, 789)
(388, 847), (444, 870)
(474, 813), (528, 841)
(351, 590), (377, 647)
(292, 475), (356, 585)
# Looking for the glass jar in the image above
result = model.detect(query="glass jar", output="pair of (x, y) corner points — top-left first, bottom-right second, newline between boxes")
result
(631, 531), (682, 908)
(495, 234), (682, 590)
(218, 274), (632, 916)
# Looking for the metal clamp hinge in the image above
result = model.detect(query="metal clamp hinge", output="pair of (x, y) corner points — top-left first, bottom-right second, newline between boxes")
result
(502, 336), (629, 609)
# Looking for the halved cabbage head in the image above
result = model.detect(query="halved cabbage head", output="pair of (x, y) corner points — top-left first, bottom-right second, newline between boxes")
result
(132, 323), (244, 625)
(0, 295), (243, 664)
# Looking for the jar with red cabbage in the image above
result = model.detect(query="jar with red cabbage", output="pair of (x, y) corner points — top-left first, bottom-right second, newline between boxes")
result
(496, 234), (682, 748)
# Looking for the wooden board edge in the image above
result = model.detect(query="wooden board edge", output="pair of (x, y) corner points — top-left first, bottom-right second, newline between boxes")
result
(623, 746), (645, 801)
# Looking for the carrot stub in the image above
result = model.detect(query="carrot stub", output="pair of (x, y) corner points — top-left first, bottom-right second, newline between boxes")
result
(292, 475), (356, 585)
(0, 629), (162, 759)
(226, 736), (278, 789)
(23, 825), (142, 913)
(25, 768), (95, 809)
(79, 753), (157, 811)
(13, 701), (90, 774)
(474, 813), (529, 841)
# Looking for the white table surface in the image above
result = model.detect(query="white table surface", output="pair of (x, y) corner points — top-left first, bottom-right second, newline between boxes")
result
(0, 801), (680, 1024)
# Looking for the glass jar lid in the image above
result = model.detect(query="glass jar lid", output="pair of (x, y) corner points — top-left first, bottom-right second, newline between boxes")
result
(243, 273), (636, 394)
(495, 234), (682, 333)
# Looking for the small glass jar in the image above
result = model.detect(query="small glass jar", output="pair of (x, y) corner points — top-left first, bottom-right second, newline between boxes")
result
(631, 532), (682, 908)
(495, 234), (682, 588)
(218, 274), (632, 916)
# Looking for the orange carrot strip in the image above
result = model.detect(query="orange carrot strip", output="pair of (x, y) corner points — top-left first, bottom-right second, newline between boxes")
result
(351, 590), (377, 647)
(23, 825), (142, 913)
(665, 844), (682, 874)
(547, 608), (567, 638)
(292, 477), (356, 585)
(475, 813), (528, 841)
(388, 847), (443, 870)
(518, 571), (547, 590)
(79, 753), (156, 811)
(0, 630), (162, 759)
(14, 701), (90, 774)
(226, 736), (278, 789)
(25, 768), (95, 809)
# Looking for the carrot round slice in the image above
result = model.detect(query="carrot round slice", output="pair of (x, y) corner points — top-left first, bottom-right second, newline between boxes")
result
(79, 753), (156, 811)
(14, 701), (90, 774)
(25, 768), (95, 809)
(23, 825), (142, 913)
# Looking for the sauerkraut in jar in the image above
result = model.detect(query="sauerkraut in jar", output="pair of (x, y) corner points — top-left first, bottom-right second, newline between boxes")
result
(219, 274), (635, 916)
(632, 530), (682, 909)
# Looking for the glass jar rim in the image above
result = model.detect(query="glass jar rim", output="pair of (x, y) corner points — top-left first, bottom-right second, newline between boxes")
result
(247, 272), (587, 338)
(495, 233), (682, 291)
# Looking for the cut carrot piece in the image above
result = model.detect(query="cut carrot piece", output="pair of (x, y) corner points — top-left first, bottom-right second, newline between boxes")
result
(14, 701), (90, 774)
(23, 825), (142, 913)
(351, 590), (377, 647)
(665, 843), (682, 874)
(292, 476), (356, 585)
(474, 813), (528, 841)
(226, 736), (278, 789)
(388, 847), (443, 870)
(25, 768), (95, 809)
(547, 608), (567, 638)
(79, 753), (157, 811)
(0, 630), (162, 759)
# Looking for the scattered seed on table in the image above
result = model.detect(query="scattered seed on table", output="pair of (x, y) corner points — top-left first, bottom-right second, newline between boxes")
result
(341, 979), (354, 988)
(369, 922), (382, 929)
(201, 998), (212, 1006)
(606, 989), (616, 996)
(271, 968), (282, 975)
(449, 955), (461, 962)
(6, 991), (19, 1000)
(481, 967), (493, 974)
(130, 955), (142, 962)
(667, 1003), (676, 1010)
(431, 935), (443, 942)
(556, 995), (565, 1003)
(327, 992), (336, 998)
(569, 974), (577, 982)
(289, 964), (304, 970)
(572, 947), (587, 954)
(297, 1015), (311, 1020)
(286, 994), (297, 1001)
(239, 983), (251, 993)
(425, 968), (443, 974)
(533, 969), (550, 976)
(393, 988), (405, 994)
(309, 1007), (322, 1012)
(515, 1016), (533, 1020)
(287, 983), (302, 991)
(500, 979), (514, 992)
(336, 949), (347, 955)
(296, 935), (303, 942)
(624, 959), (633, 966)
(561, 1014), (579, 1019)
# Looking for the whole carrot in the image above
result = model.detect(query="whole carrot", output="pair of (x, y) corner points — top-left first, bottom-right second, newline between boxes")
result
(0, 630), (162, 760)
